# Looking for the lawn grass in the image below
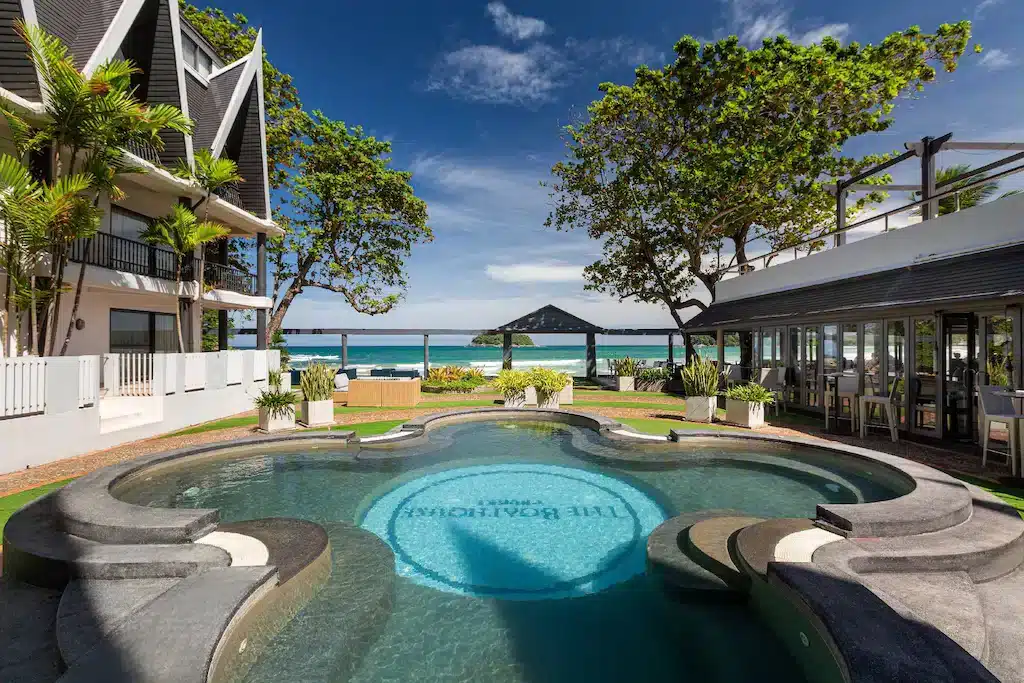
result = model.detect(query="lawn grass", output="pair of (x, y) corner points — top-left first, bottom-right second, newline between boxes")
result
(0, 478), (75, 534)
(947, 473), (1024, 518)
(306, 419), (408, 437)
(617, 417), (739, 435)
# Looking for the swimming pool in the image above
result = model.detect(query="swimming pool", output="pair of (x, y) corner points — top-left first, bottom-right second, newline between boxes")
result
(115, 420), (905, 683)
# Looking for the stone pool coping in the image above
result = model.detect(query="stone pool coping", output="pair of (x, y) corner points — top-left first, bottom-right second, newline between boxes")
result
(6, 407), (1022, 683)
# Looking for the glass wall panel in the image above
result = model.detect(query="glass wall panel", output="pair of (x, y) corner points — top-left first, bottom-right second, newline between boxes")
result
(864, 322), (883, 396)
(823, 324), (839, 377)
(841, 323), (858, 374)
(805, 326), (820, 408)
(154, 314), (176, 353)
(913, 318), (938, 432)
(987, 315), (1014, 387)
(886, 320), (906, 426)
(774, 329), (783, 368)
(761, 329), (773, 369)
(110, 310), (150, 354)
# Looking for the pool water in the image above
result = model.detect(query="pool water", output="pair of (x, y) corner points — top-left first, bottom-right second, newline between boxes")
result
(116, 422), (903, 683)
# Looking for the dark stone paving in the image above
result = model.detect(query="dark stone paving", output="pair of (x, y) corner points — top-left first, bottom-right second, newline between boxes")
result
(0, 578), (62, 683)
(733, 518), (816, 578)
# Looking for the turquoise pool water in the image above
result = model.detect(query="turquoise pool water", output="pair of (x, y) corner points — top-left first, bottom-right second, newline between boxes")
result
(117, 421), (903, 683)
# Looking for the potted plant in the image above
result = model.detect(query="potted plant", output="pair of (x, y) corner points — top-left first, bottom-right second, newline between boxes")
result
(681, 357), (719, 423)
(611, 356), (641, 391)
(529, 367), (572, 409)
(636, 367), (671, 392)
(494, 369), (532, 408)
(725, 383), (776, 429)
(299, 361), (336, 427)
(255, 388), (299, 432)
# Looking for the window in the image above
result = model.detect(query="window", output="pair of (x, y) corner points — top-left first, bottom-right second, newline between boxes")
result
(864, 322), (882, 396)
(110, 206), (151, 242)
(987, 315), (1014, 387)
(182, 33), (213, 77)
(110, 309), (177, 354)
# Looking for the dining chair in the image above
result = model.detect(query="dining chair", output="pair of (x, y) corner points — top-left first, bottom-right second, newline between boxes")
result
(979, 385), (1021, 477)
(859, 376), (900, 442)
(826, 374), (860, 432)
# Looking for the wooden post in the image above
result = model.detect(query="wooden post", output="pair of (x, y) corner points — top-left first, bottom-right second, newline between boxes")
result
(502, 333), (513, 370)
(667, 334), (674, 366)
(217, 240), (229, 350)
(920, 135), (937, 221)
(717, 329), (726, 369)
(585, 332), (597, 379)
(423, 334), (430, 378)
(341, 334), (348, 369)
(835, 186), (847, 247)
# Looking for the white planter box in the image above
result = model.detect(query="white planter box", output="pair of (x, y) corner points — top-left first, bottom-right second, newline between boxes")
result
(300, 399), (334, 427)
(503, 394), (527, 408)
(259, 408), (295, 433)
(525, 385), (573, 406)
(685, 396), (716, 423)
(726, 399), (765, 429)
(615, 376), (635, 392)
(536, 393), (561, 409)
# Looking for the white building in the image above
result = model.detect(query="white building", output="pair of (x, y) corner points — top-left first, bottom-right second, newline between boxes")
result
(0, 0), (281, 471)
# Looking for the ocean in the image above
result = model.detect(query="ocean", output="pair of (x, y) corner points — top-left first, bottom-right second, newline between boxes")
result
(279, 344), (742, 376)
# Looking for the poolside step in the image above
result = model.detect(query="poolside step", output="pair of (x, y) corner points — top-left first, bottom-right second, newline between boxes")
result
(98, 397), (162, 435)
(815, 485), (1024, 583)
(684, 515), (765, 591)
(57, 566), (277, 683)
(56, 578), (180, 669)
(646, 510), (746, 597)
(768, 562), (999, 683)
(732, 518), (820, 580)
(2, 494), (229, 589)
(976, 564), (1024, 683)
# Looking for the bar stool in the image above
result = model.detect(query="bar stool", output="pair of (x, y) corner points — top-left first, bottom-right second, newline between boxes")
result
(826, 375), (859, 431)
(859, 376), (899, 442)
(979, 385), (1021, 477)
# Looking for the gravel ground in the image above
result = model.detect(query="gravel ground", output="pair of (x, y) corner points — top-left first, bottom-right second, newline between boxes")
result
(0, 402), (1008, 497)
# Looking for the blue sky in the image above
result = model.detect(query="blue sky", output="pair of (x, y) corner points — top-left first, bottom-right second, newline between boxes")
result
(221, 0), (1024, 346)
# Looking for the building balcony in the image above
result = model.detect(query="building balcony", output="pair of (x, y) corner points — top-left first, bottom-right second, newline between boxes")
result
(69, 231), (194, 282)
(204, 261), (257, 296)
(213, 182), (244, 211)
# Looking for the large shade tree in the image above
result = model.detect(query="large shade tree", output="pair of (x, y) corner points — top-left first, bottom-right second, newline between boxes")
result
(547, 22), (975, 330)
(266, 112), (432, 337)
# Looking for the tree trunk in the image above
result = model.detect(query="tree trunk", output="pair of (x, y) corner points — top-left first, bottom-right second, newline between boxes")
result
(29, 273), (37, 355)
(267, 285), (302, 340)
(46, 247), (65, 356)
(60, 238), (91, 356)
(2, 252), (13, 356)
(174, 258), (185, 353)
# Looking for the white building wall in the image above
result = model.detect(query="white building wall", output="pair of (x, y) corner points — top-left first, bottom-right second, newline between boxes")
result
(716, 193), (1024, 303)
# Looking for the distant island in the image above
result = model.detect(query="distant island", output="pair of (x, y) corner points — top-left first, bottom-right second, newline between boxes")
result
(471, 333), (535, 347)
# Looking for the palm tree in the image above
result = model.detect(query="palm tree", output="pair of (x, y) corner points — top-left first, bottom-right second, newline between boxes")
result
(0, 21), (192, 355)
(910, 164), (1019, 217)
(174, 149), (243, 300)
(140, 204), (229, 352)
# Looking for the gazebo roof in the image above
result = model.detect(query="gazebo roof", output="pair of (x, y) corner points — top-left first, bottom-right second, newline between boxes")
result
(494, 305), (605, 334)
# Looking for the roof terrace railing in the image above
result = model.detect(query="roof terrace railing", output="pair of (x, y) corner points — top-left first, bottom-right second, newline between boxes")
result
(715, 135), (1024, 279)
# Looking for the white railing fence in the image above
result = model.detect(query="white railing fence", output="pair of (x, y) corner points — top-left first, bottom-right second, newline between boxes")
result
(253, 350), (268, 382)
(1, 357), (46, 417)
(225, 351), (243, 386)
(183, 353), (206, 392)
(115, 353), (154, 397)
(77, 356), (98, 407)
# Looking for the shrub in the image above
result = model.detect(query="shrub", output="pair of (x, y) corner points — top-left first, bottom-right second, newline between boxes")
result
(680, 357), (719, 397)
(494, 369), (532, 403)
(636, 367), (671, 390)
(611, 356), (641, 376)
(988, 358), (1011, 387)
(254, 389), (299, 419)
(422, 379), (479, 394)
(268, 369), (282, 389)
(529, 367), (571, 403)
(300, 361), (336, 402)
(725, 382), (776, 404)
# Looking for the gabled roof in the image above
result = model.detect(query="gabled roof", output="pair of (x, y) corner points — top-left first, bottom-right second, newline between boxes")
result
(683, 244), (1024, 330)
(495, 305), (604, 334)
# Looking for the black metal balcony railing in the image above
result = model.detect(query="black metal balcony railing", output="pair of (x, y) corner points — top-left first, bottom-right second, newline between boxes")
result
(214, 183), (244, 210)
(204, 261), (257, 296)
(69, 232), (194, 281)
(122, 139), (161, 165)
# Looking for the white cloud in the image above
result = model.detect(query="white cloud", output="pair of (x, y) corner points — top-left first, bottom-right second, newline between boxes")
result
(721, 0), (850, 47)
(565, 37), (666, 67)
(976, 0), (1004, 16)
(485, 263), (584, 283)
(426, 43), (565, 104)
(486, 2), (548, 41)
(980, 49), (1015, 71)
